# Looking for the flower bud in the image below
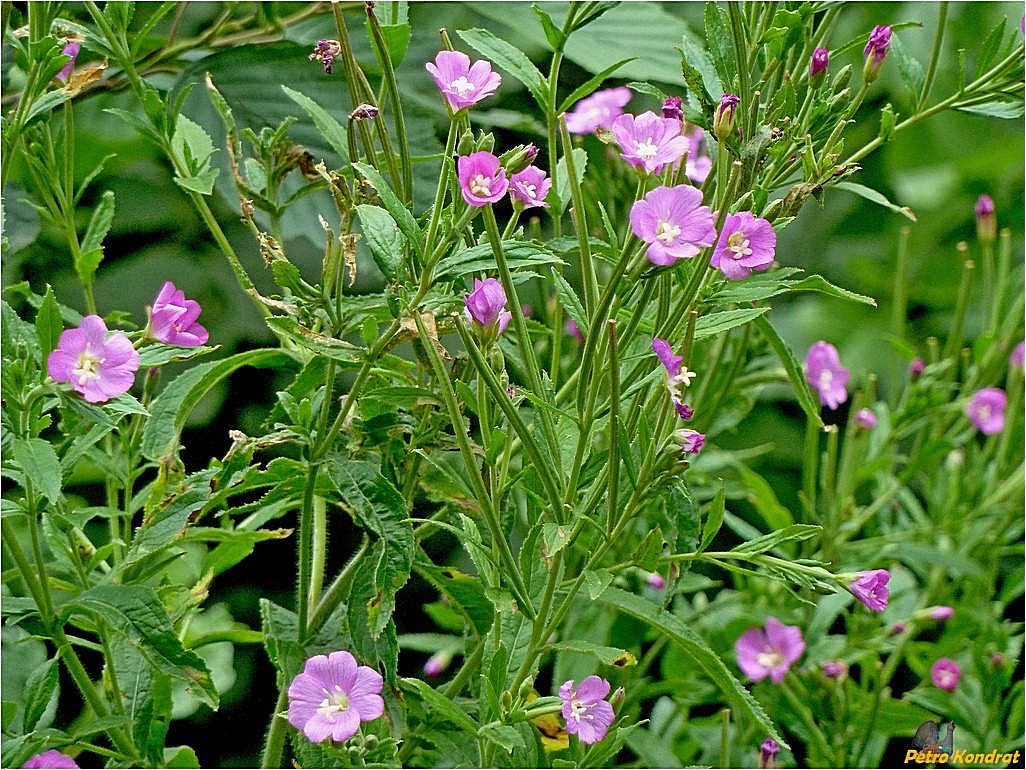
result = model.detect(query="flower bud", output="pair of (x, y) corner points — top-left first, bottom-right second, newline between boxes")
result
(759, 738), (780, 769)
(713, 93), (740, 141)
(456, 129), (476, 156)
(909, 357), (925, 379)
(822, 659), (847, 679)
(809, 47), (829, 87)
(862, 25), (892, 84)
(474, 130), (495, 154)
(975, 194), (996, 244)
(662, 96), (684, 121)
(855, 408), (877, 430)
(609, 686), (626, 713)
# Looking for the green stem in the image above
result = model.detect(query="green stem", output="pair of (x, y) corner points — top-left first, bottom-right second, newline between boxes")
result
(307, 495), (327, 611)
(559, 116), (596, 315)
(917, 2), (948, 111)
(423, 121), (459, 259)
(606, 320), (620, 535)
(309, 538), (370, 633)
(889, 227), (911, 406)
(365, 3), (412, 205)
(261, 684), (290, 769)
(942, 245), (973, 359)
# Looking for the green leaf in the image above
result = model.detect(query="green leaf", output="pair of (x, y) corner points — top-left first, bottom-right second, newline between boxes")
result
(955, 99), (1025, 119)
(140, 348), (295, 461)
(164, 746), (200, 768)
(551, 640), (636, 667)
(70, 585), (218, 708)
(137, 344), (216, 368)
(700, 487), (725, 552)
(413, 560), (492, 635)
(282, 85), (349, 165)
(729, 523), (821, 555)
(738, 465), (794, 531)
(265, 317), (362, 364)
(76, 190), (115, 286)
(352, 162), (423, 259)
(367, 21), (412, 67)
(554, 146), (587, 216)
(401, 678), (479, 733)
(597, 586), (783, 746)
(434, 240), (564, 279)
(704, 2), (737, 90)
(172, 114), (217, 173)
(889, 35), (925, 103)
(356, 204), (404, 279)
(478, 722), (526, 754)
(752, 314), (823, 429)
(348, 553), (400, 687)
(1, 701), (16, 733)
(111, 636), (172, 764)
(12, 437), (62, 505)
(458, 28), (549, 111)
(707, 268), (876, 307)
(694, 306), (769, 340)
(34, 286), (62, 365)
(834, 181), (916, 222)
(174, 170), (219, 196)
(21, 657), (58, 732)
(541, 522), (571, 559)
(558, 58), (637, 114)
(532, 4), (566, 51)
(550, 269), (587, 333)
(125, 472), (214, 569)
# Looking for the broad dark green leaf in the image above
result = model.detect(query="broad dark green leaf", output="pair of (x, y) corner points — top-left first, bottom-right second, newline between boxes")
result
(704, 2), (737, 90)
(478, 722), (526, 754)
(137, 344), (217, 368)
(348, 552), (400, 687)
(124, 471), (215, 569)
(401, 677), (479, 733)
(412, 560), (492, 635)
(21, 657), (58, 732)
(356, 204), (405, 279)
(458, 28), (549, 111)
(352, 162), (424, 258)
(111, 636), (172, 764)
(282, 85), (349, 164)
(752, 314), (823, 429)
(598, 586), (782, 745)
(889, 35), (925, 103)
(551, 640), (636, 667)
(12, 437), (62, 505)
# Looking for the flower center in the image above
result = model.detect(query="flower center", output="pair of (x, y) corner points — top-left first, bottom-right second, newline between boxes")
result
(727, 231), (753, 260)
(316, 685), (351, 720)
(634, 138), (659, 160)
(656, 219), (681, 245)
(72, 346), (104, 385)
(470, 173), (492, 197)
(449, 76), (475, 96)
(756, 650), (784, 669)
(819, 369), (833, 390)
(568, 698), (591, 723)
(977, 405), (991, 421)
(521, 183), (537, 198)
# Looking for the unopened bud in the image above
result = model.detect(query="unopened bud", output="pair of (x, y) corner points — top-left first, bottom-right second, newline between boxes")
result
(662, 96), (684, 121)
(975, 194), (996, 244)
(609, 686), (625, 713)
(499, 143), (539, 174)
(862, 25), (892, 84)
(809, 48), (829, 87)
(713, 93), (740, 141)
(456, 129), (476, 156)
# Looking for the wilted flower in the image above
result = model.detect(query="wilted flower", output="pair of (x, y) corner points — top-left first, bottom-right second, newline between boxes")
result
(287, 650), (385, 743)
(652, 338), (686, 388)
(612, 111), (691, 175)
(559, 676), (615, 744)
(457, 151), (508, 206)
(23, 750), (79, 769)
(675, 428), (706, 455)
(855, 408), (877, 429)
(849, 569), (890, 611)
(710, 210), (776, 280)
(809, 47), (829, 84)
(966, 387), (1007, 434)
(661, 96), (684, 121)
(349, 103), (380, 121)
(309, 39), (342, 75)
(56, 42), (81, 83)
(759, 738), (780, 769)
(713, 93), (740, 141)
(975, 194), (996, 243)
(735, 617), (805, 684)
(47, 315), (139, 403)
(805, 341), (850, 410)
(863, 25), (892, 82)
(509, 166), (552, 209)
(672, 397), (694, 420)
(426, 50), (501, 111)
(630, 185), (717, 266)
(463, 278), (512, 337)
(1011, 341), (1025, 369)
(564, 87), (631, 134)
(930, 658), (961, 692)
(149, 281), (209, 347)
(930, 606), (954, 621)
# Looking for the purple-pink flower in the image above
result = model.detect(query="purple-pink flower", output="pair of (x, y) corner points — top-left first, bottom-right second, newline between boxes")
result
(909, 357), (925, 379)
(652, 338), (685, 387)
(567, 318), (584, 342)
(759, 738), (780, 769)
(822, 659), (847, 679)
(559, 675), (615, 744)
(966, 387), (1007, 434)
(509, 166), (551, 209)
(676, 428), (706, 455)
(683, 127), (712, 183)
(630, 185), (716, 266)
(711, 211), (776, 280)
(855, 408), (877, 429)
(805, 341), (850, 410)
(647, 571), (666, 590)
(849, 569), (890, 611)
(426, 50), (501, 111)
(23, 750), (79, 769)
(463, 278), (512, 337)
(863, 25), (892, 82)
(149, 281), (209, 347)
(457, 152), (508, 206)
(612, 111), (691, 175)
(423, 651), (451, 677)
(976, 194), (996, 243)
(47, 315), (139, 404)
(287, 650), (385, 743)
(1011, 341), (1024, 369)
(661, 96), (684, 121)
(673, 397), (694, 420)
(56, 42), (80, 83)
(564, 87), (631, 134)
(735, 617), (805, 684)
(930, 658), (961, 692)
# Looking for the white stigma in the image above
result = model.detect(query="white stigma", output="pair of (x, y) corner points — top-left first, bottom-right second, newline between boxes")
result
(470, 173), (492, 197)
(634, 139), (659, 160)
(316, 685), (351, 720)
(72, 346), (104, 386)
(656, 219), (681, 245)
(522, 183), (537, 198)
(449, 76), (475, 97)
(819, 369), (833, 390)
(727, 231), (753, 260)
(568, 698), (591, 723)
(756, 651), (784, 669)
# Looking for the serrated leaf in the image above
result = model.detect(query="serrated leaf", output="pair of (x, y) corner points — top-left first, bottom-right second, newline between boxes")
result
(174, 169), (219, 196)
(700, 487), (725, 552)
(21, 657), (58, 732)
(125, 472), (214, 569)
(137, 344), (216, 368)
(352, 162), (423, 258)
(598, 586), (783, 746)
(552, 640), (636, 667)
(704, 2), (737, 90)
(282, 85), (349, 164)
(694, 307), (769, 340)
(558, 58), (636, 114)
(583, 568), (614, 600)
(752, 314), (823, 429)
(12, 437), (62, 505)
(834, 181), (916, 222)
(356, 204), (404, 279)
(401, 678), (479, 733)
(541, 522), (571, 559)
(554, 147), (587, 215)
(458, 28), (549, 111)
(550, 269), (587, 333)
(34, 286), (62, 362)
(955, 100), (1024, 119)
(435, 240), (564, 279)
(478, 722), (526, 753)
(889, 35), (925, 103)
(80, 190), (115, 257)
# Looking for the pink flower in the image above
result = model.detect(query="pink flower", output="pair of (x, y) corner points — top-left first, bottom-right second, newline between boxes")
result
(287, 650), (384, 743)
(612, 111), (691, 175)
(564, 87), (631, 134)
(426, 50), (501, 111)
(759, 738), (780, 769)
(23, 750), (79, 769)
(457, 152), (508, 206)
(805, 341), (850, 410)
(463, 278), (512, 336)
(675, 428), (706, 455)
(930, 658), (961, 692)
(423, 651), (451, 677)
(647, 572), (666, 590)
(47, 315), (139, 403)
(849, 569), (890, 611)
(1010, 341), (1024, 369)
(559, 675), (615, 744)
(863, 25), (892, 82)
(711, 211), (776, 280)
(909, 357), (925, 379)
(509, 166), (551, 209)
(566, 318), (584, 341)
(930, 606), (954, 621)
(149, 281), (209, 347)
(735, 617), (805, 684)
(652, 338), (685, 386)
(966, 387), (1007, 434)
(56, 42), (80, 83)
(630, 185), (716, 266)
(855, 408), (877, 429)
